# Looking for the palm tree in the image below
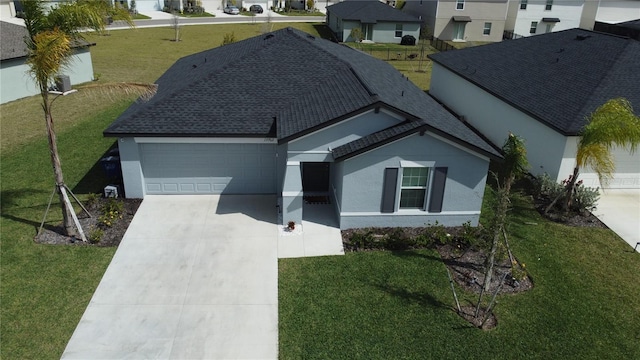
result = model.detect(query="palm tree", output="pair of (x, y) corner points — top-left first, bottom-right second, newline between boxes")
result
(483, 133), (529, 293)
(547, 98), (640, 214)
(24, 0), (154, 238)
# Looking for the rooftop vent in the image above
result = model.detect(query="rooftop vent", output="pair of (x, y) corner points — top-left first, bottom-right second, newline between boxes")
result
(264, 34), (274, 40)
(575, 34), (591, 41)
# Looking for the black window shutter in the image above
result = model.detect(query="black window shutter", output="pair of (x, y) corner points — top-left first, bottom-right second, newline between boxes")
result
(428, 167), (448, 213)
(381, 168), (398, 213)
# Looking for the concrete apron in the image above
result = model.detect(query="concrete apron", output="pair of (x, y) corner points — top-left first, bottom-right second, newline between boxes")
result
(62, 195), (279, 359)
(593, 189), (640, 253)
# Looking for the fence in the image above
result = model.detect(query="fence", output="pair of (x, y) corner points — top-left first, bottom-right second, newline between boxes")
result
(357, 44), (432, 62)
(430, 37), (457, 52)
(503, 30), (525, 40)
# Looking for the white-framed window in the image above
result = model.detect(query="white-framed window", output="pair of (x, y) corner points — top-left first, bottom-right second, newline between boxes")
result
(483, 22), (492, 36)
(453, 22), (466, 40)
(530, 21), (538, 34)
(520, 0), (527, 10)
(545, 0), (553, 10)
(395, 24), (403, 38)
(399, 167), (429, 209)
(456, 0), (464, 10)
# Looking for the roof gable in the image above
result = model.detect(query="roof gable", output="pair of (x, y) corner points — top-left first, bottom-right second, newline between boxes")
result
(429, 29), (640, 136)
(327, 0), (421, 24)
(105, 28), (499, 158)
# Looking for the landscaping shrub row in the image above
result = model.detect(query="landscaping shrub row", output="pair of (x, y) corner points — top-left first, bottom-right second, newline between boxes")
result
(342, 221), (488, 252)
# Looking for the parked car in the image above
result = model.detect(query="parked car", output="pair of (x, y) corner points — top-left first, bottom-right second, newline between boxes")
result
(223, 5), (240, 14)
(249, 4), (263, 13)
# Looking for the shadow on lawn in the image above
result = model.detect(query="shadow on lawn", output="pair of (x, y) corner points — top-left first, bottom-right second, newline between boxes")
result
(72, 141), (119, 195)
(372, 281), (452, 311)
(1, 189), (58, 234)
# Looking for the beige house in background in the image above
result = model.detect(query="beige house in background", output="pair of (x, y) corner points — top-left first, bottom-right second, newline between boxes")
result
(403, 0), (509, 42)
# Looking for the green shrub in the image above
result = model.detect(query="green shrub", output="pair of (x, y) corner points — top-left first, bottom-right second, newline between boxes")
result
(98, 198), (123, 227)
(425, 221), (450, 244)
(221, 32), (236, 46)
(385, 228), (413, 250)
(88, 226), (104, 244)
(534, 173), (600, 213)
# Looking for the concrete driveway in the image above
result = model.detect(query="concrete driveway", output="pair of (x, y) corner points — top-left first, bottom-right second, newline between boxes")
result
(62, 195), (279, 359)
(593, 189), (640, 253)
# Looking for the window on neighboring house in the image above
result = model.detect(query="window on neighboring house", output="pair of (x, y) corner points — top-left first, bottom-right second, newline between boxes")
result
(395, 24), (403, 38)
(546, 24), (552, 33)
(400, 167), (429, 209)
(545, 0), (553, 10)
(520, 0), (527, 10)
(456, 0), (464, 10)
(483, 22), (492, 35)
(530, 21), (538, 34)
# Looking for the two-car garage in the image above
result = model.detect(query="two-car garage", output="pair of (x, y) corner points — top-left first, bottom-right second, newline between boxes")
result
(136, 142), (277, 195)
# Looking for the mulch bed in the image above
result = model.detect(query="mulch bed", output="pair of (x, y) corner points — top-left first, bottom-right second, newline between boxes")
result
(34, 197), (141, 247)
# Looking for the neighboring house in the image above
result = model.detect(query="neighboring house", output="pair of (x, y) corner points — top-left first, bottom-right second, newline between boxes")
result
(326, 0), (421, 43)
(594, 0), (640, 24)
(104, 27), (500, 229)
(403, 0), (509, 42)
(429, 29), (640, 189)
(504, 0), (592, 37)
(0, 21), (95, 104)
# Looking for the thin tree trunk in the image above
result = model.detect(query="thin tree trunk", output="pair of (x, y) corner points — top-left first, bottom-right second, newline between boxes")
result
(43, 92), (77, 237)
(563, 166), (580, 213)
(483, 178), (511, 293)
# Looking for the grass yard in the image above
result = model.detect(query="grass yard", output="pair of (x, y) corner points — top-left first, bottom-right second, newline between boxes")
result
(279, 193), (640, 359)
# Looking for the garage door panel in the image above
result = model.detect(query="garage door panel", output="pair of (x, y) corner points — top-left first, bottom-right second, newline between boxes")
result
(141, 143), (276, 194)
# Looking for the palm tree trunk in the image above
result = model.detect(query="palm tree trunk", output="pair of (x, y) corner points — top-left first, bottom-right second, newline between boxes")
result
(563, 166), (580, 213)
(483, 178), (511, 293)
(43, 93), (77, 237)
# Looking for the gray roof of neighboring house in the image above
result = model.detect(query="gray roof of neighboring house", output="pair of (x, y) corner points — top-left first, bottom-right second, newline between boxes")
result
(617, 19), (640, 31)
(0, 20), (95, 61)
(326, 0), (421, 24)
(105, 27), (500, 159)
(429, 29), (640, 136)
(1, 21), (29, 61)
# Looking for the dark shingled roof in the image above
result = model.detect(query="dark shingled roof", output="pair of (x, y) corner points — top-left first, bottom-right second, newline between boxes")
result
(1, 21), (95, 61)
(332, 121), (424, 160)
(105, 27), (500, 159)
(429, 29), (640, 136)
(1, 21), (29, 61)
(326, 0), (421, 24)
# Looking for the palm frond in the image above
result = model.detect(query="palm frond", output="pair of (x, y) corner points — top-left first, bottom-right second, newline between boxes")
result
(76, 82), (158, 102)
(26, 30), (72, 91)
(576, 97), (640, 185)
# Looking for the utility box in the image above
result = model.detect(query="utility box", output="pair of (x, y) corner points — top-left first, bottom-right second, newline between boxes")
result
(104, 185), (120, 198)
(55, 75), (71, 92)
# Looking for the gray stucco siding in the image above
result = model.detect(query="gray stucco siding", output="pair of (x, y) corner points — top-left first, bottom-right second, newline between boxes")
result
(371, 22), (421, 44)
(288, 109), (402, 153)
(337, 132), (488, 228)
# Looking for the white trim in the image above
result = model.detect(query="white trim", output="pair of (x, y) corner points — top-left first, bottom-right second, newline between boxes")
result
(287, 161), (301, 166)
(287, 151), (332, 154)
(426, 132), (491, 162)
(340, 210), (480, 217)
(399, 160), (435, 168)
(282, 191), (303, 197)
(134, 137), (277, 144)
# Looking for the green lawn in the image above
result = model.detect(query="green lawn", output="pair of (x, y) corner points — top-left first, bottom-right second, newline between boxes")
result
(2, 22), (638, 359)
(280, 193), (640, 359)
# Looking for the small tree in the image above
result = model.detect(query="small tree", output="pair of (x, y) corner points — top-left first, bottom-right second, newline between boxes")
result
(545, 98), (640, 214)
(349, 27), (363, 43)
(483, 133), (529, 293)
(172, 12), (180, 41)
(306, 0), (315, 11)
(221, 32), (236, 46)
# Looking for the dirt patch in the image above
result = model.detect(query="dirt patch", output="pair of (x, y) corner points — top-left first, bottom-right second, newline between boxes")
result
(34, 197), (141, 247)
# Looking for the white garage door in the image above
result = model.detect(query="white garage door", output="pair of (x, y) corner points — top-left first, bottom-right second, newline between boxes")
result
(580, 147), (640, 189)
(140, 143), (277, 194)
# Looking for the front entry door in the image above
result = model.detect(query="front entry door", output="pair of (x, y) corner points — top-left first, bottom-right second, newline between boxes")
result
(302, 162), (330, 193)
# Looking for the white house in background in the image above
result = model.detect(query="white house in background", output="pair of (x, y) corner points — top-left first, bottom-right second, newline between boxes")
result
(403, 0), (510, 42)
(595, 0), (640, 23)
(504, 0), (589, 37)
(0, 21), (95, 104)
(429, 29), (640, 189)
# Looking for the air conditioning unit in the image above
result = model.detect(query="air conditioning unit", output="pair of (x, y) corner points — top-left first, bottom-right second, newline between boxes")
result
(55, 75), (71, 93)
